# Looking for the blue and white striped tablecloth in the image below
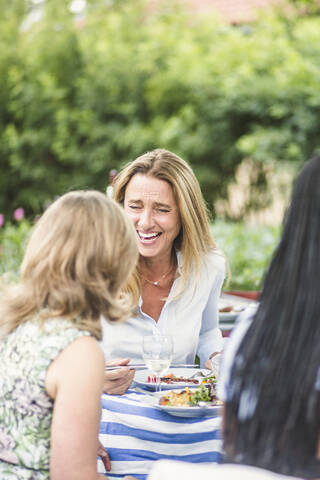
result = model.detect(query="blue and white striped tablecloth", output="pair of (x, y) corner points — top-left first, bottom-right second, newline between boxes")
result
(98, 389), (223, 479)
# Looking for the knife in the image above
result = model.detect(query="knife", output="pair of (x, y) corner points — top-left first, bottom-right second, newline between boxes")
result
(105, 363), (199, 371)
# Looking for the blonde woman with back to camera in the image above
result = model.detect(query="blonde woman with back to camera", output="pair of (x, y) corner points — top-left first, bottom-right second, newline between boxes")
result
(0, 191), (138, 480)
(102, 148), (226, 394)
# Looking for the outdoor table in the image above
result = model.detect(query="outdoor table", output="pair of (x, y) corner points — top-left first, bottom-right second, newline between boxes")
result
(98, 388), (223, 479)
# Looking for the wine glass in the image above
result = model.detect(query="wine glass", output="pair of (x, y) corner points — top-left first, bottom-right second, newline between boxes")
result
(142, 335), (173, 392)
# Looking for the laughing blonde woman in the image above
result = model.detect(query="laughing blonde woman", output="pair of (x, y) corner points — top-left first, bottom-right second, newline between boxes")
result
(102, 148), (226, 394)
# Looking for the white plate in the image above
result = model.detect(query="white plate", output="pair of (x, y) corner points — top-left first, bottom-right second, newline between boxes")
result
(134, 367), (210, 391)
(219, 293), (257, 323)
(156, 403), (222, 417)
(219, 311), (240, 322)
(152, 390), (222, 417)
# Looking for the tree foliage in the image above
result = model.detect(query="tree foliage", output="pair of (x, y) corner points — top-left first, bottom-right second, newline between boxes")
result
(1, 0), (320, 217)
(286, 0), (320, 15)
(0, 218), (280, 291)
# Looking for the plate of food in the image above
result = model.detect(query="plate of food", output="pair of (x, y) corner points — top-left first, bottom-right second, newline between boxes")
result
(219, 293), (257, 323)
(134, 368), (215, 391)
(154, 383), (223, 417)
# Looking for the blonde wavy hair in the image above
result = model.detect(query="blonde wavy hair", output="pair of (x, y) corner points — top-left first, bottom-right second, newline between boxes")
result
(0, 191), (138, 340)
(113, 148), (217, 300)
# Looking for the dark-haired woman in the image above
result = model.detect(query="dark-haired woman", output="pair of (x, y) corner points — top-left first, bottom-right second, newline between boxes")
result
(219, 155), (320, 478)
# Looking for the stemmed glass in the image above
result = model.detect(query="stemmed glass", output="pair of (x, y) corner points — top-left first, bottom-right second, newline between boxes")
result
(142, 335), (173, 392)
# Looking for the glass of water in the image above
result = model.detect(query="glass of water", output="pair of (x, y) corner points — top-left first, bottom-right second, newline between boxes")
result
(142, 335), (173, 391)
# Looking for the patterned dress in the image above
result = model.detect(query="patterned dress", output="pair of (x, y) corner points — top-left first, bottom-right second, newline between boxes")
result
(0, 317), (92, 479)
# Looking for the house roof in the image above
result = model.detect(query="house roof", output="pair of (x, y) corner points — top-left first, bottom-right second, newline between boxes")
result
(187, 0), (282, 23)
(150, 0), (284, 24)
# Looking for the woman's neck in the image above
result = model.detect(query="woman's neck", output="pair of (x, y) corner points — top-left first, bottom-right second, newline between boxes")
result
(139, 251), (176, 275)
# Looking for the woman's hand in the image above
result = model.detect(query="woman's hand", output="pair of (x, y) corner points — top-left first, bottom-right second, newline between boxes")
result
(104, 358), (135, 395)
(205, 351), (221, 375)
(98, 440), (111, 472)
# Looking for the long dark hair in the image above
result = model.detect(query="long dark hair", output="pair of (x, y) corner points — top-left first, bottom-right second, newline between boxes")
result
(223, 156), (320, 478)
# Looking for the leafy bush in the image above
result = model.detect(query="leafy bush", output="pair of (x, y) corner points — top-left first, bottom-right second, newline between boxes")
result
(1, 0), (320, 218)
(212, 221), (280, 291)
(0, 218), (280, 291)
(0, 220), (31, 278)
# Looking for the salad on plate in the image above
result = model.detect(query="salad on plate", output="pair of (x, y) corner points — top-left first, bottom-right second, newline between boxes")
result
(159, 379), (221, 408)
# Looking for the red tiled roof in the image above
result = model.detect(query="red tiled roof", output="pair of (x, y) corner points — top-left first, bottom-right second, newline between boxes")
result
(150, 0), (284, 24)
(186, 0), (282, 23)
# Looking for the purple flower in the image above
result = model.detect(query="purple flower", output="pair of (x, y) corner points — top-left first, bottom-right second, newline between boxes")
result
(0, 213), (4, 227)
(0, 429), (17, 464)
(13, 208), (24, 221)
(0, 429), (14, 449)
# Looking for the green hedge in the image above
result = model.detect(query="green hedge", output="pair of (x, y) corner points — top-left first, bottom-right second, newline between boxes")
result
(1, 1), (320, 217)
(212, 221), (280, 291)
(0, 219), (280, 290)
(0, 220), (31, 280)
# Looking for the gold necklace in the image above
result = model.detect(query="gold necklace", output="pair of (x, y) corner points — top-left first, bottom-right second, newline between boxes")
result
(142, 266), (174, 287)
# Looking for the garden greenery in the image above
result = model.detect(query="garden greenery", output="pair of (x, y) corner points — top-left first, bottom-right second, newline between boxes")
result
(213, 221), (280, 291)
(1, 0), (320, 218)
(0, 220), (31, 279)
(0, 219), (280, 291)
